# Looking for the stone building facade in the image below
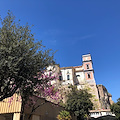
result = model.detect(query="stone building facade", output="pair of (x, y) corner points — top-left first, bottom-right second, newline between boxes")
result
(53, 54), (113, 110)
(97, 84), (113, 109)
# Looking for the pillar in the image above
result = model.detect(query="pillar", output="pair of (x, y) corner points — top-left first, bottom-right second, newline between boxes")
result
(13, 113), (20, 120)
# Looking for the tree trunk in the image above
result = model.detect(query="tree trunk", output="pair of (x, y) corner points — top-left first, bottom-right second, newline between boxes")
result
(27, 101), (46, 120)
(20, 97), (25, 120)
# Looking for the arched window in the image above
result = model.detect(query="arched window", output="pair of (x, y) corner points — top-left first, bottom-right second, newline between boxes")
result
(67, 70), (69, 74)
(87, 73), (91, 78)
(76, 75), (80, 77)
(86, 64), (89, 69)
(59, 76), (62, 81)
(67, 75), (70, 80)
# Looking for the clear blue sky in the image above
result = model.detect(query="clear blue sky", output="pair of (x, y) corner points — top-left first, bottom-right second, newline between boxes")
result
(0, 0), (120, 102)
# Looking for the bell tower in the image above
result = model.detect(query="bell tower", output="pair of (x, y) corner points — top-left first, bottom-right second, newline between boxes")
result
(82, 54), (95, 84)
(82, 54), (101, 109)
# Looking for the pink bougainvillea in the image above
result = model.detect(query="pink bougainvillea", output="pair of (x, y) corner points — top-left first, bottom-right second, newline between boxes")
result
(8, 70), (62, 108)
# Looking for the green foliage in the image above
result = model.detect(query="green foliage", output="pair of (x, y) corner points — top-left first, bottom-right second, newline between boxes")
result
(65, 86), (93, 120)
(59, 100), (66, 107)
(57, 110), (72, 120)
(0, 11), (55, 101)
(111, 98), (120, 120)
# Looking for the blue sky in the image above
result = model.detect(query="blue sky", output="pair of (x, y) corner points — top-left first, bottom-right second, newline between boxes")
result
(0, 0), (120, 102)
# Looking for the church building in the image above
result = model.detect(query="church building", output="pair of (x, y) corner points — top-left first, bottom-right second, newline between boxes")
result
(54, 54), (113, 111)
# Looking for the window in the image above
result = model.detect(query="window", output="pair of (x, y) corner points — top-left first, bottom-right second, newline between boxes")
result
(67, 75), (70, 80)
(67, 70), (69, 74)
(76, 75), (80, 77)
(86, 64), (89, 69)
(59, 76), (62, 81)
(87, 73), (91, 78)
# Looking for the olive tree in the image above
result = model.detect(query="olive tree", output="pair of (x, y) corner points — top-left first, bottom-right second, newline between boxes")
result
(0, 11), (56, 120)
